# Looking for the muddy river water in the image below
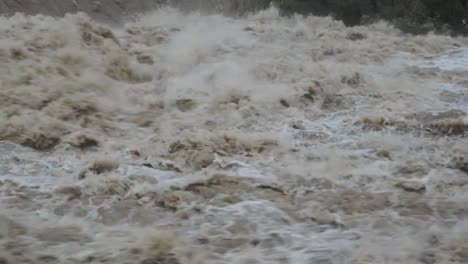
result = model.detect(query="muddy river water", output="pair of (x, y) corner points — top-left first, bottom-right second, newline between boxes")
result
(0, 6), (468, 264)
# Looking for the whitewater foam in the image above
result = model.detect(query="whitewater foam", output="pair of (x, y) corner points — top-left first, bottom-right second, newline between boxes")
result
(0, 6), (468, 264)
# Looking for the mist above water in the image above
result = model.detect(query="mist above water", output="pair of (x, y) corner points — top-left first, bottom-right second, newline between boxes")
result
(0, 3), (468, 264)
(0, 0), (270, 23)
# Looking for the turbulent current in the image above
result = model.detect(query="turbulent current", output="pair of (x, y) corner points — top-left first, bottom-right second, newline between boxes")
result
(1, 5), (468, 264)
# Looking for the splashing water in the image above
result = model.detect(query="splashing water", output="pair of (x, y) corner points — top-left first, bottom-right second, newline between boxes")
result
(1, 5), (468, 264)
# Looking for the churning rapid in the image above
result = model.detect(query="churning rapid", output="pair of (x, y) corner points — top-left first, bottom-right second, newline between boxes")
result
(1, 5), (468, 264)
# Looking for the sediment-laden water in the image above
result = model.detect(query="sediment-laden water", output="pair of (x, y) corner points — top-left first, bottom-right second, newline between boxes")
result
(0, 5), (467, 264)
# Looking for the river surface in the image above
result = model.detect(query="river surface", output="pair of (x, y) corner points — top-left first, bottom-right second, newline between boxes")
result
(0, 6), (468, 264)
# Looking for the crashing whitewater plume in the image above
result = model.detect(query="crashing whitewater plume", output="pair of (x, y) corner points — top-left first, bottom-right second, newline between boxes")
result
(0, 4), (468, 264)
(0, 0), (272, 23)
